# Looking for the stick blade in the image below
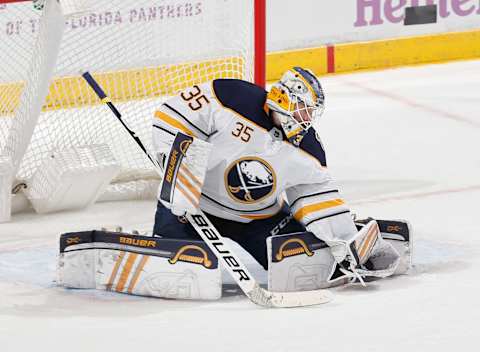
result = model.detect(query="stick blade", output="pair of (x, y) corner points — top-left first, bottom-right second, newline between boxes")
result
(269, 289), (333, 308)
(248, 285), (333, 308)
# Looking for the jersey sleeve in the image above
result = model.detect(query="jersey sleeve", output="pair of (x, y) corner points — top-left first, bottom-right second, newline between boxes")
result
(285, 182), (357, 243)
(152, 83), (217, 164)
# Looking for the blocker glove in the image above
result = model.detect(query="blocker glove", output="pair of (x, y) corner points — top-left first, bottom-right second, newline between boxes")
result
(158, 132), (213, 217)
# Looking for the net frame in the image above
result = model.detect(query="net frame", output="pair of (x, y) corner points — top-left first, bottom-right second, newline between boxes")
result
(0, 0), (266, 215)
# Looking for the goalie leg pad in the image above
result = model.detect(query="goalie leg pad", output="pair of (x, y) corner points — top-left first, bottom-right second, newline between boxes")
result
(58, 231), (221, 300)
(267, 226), (411, 292)
(267, 232), (351, 292)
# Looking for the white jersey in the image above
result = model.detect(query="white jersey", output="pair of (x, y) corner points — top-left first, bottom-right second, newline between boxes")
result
(152, 79), (354, 242)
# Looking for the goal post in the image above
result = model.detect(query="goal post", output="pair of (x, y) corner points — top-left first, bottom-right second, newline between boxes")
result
(0, 0), (266, 221)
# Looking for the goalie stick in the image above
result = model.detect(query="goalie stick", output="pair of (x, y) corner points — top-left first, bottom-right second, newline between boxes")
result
(81, 71), (333, 308)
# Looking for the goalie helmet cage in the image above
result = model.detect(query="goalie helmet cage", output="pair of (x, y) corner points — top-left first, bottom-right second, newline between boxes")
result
(0, 0), (266, 217)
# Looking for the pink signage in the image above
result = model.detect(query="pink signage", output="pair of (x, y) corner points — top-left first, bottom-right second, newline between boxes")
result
(2, 2), (204, 36)
(355, 0), (480, 26)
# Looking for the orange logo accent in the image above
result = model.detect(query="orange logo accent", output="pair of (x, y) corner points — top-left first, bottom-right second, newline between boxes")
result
(276, 238), (314, 262)
(169, 245), (212, 268)
(66, 237), (81, 245)
(180, 140), (192, 155)
(387, 225), (401, 233)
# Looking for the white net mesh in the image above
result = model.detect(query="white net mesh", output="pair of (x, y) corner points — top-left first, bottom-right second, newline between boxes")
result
(0, 0), (255, 202)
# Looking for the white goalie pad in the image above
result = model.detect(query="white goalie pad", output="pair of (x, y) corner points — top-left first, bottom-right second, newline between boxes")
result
(159, 132), (213, 216)
(267, 232), (350, 292)
(267, 226), (412, 292)
(24, 144), (120, 214)
(58, 231), (221, 300)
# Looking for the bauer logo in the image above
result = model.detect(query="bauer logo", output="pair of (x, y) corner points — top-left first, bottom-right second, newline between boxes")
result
(165, 150), (179, 183)
(119, 237), (156, 248)
(66, 236), (82, 245)
(225, 157), (276, 203)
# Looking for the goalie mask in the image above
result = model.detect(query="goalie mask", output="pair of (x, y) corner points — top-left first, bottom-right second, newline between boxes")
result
(266, 67), (325, 146)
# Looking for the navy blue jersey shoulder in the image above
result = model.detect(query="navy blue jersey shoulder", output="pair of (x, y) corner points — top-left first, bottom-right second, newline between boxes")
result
(299, 129), (327, 167)
(212, 79), (274, 130)
(213, 79), (326, 166)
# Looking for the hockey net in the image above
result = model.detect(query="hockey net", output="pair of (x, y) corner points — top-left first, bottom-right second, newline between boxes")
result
(0, 0), (264, 216)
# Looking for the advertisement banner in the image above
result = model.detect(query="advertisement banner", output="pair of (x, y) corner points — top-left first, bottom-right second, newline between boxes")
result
(268, 0), (480, 51)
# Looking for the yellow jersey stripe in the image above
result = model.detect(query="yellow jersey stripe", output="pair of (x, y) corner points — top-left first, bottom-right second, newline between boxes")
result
(115, 253), (138, 292)
(293, 198), (345, 221)
(106, 251), (125, 291)
(155, 110), (196, 137)
(240, 213), (277, 220)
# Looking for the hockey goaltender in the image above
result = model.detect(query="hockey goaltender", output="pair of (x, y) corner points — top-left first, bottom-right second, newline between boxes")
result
(57, 67), (412, 305)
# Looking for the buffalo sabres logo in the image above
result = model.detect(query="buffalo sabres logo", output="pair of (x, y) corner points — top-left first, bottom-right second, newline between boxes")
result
(225, 157), (276, 203)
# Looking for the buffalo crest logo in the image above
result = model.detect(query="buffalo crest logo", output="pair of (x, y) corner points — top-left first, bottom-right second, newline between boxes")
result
(225, 157), (276, 203)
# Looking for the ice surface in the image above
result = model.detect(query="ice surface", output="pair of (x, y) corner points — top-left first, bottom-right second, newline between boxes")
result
(1, 60), (480, 351)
